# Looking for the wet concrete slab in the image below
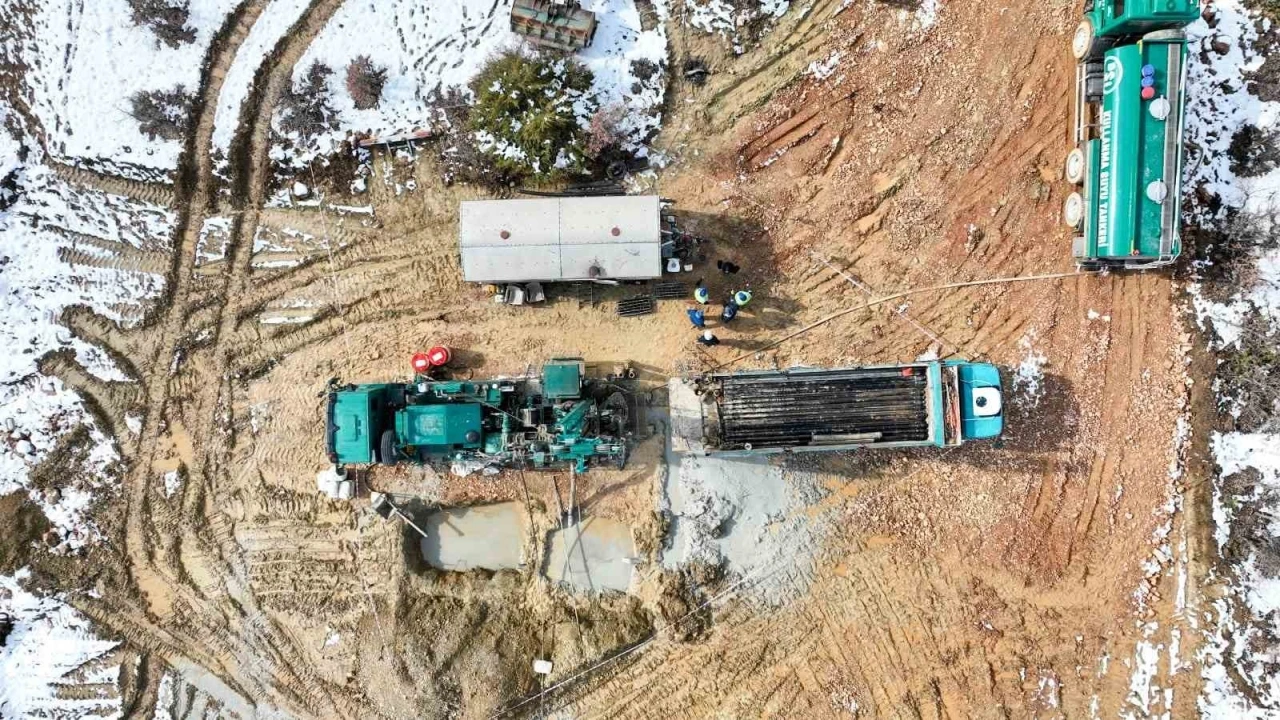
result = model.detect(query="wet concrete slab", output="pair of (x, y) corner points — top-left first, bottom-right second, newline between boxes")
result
(421, 502), (525, 571)
(544, 517), (636, 593)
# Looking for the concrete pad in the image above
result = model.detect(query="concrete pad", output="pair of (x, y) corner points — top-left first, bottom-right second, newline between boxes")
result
(421, 502), (525, 571)
(544, 517), (636, 593)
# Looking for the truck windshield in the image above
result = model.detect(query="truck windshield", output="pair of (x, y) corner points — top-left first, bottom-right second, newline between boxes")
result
(941, 365), (963, 447)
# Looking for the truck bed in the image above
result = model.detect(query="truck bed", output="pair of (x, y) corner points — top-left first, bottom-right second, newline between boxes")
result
(714, 367), (930, 449)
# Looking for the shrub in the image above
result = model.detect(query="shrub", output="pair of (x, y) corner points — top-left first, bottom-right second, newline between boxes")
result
(345, 55), (388, 110)
(127, 0), (196, 48)
(279, 62), (338, 139)
(585, 104), (627, 157)
(129, 86), (194, 141)
(464, 51), (595, 183)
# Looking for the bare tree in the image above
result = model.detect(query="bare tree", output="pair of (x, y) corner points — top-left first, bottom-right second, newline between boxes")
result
(129, 85), (194, 141)
(345, 56), (388, 110)
(127, 0), (196, 48)
(279, 62), (337, 139)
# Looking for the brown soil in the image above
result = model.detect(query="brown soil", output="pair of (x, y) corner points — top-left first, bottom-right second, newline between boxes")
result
(14, 0), (1215, 717)
(0, 491), (50, 574)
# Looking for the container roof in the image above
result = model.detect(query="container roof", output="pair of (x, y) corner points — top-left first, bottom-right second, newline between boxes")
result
(459, 196), (662, 283)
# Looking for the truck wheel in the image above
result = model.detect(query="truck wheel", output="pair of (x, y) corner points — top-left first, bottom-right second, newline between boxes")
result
(1071, 19), (1096, 61)
(1063, 192), (1085, 229)
(1064, 148), (1086, 185)
(379, 429), (397, 466)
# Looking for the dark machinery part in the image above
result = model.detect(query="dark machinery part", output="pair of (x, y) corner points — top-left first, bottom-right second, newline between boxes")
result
(616, 295), (656, 317)
(714, 369), (931, 449)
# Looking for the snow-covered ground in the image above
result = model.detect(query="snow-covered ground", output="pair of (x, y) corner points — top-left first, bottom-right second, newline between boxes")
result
(0, 154), (170, 549)
(0, 570), (123, 719)
(0, 0), (241, 179)
(272, 0), (670, 168)
(1182, 0), (1280, 715)
(211, 0), (311, 173)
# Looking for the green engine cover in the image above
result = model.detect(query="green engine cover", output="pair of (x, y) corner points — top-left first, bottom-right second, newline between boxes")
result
(542, 360), (583, 400)
(396, 404), (483, 449)
(1087, 0), (1199, 38)
(1082, 38), (1186, 263)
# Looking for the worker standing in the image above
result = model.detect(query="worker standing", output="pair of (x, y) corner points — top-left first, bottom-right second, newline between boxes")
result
(687, 307), (706, 328)
(720, 301), (739, 324)
(733, 289), (752, 307)
(697, 330), (720, 346)
(694, 279), (709, 304)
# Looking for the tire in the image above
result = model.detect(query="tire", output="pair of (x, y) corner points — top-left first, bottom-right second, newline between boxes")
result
(1063, 191), (1085, 229)
(379, 429), (397, 466)
(1071, 18), (1096, 61)
(1065, 147), (1086, 185)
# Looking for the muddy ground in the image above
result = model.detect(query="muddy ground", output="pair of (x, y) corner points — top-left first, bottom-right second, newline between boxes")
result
(16, 0), (1213, 717)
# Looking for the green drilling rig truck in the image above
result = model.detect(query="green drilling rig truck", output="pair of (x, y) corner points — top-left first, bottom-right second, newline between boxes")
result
(1063, 0), (1200, 269)
(325, 358), (631, 473)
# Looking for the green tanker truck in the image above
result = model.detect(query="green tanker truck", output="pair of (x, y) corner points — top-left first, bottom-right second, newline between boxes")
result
(1064, 0), (1199, 269)
(325, 359), (631, 473)
(669, 360), (1004, 455)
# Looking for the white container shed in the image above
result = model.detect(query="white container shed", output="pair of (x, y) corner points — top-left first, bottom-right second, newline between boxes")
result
(459, 195), (663, 283)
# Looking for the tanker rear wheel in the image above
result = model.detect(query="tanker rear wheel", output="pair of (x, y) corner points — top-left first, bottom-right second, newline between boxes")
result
(1065, 147), (1086, 185)
(1063, 191), (1085, 229)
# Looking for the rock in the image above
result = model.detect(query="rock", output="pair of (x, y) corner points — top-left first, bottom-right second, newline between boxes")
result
(15, 440), (33, 455)
(1211, 38), (1231, 56)
(292, 181), (310, 198)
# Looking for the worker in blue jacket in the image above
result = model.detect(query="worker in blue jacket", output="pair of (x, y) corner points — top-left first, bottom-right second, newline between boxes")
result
(720, 301), (739, 324)
(687, 307), (706, 328)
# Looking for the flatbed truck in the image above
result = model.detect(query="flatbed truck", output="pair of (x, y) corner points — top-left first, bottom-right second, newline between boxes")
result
(670, 360), (1004, 455)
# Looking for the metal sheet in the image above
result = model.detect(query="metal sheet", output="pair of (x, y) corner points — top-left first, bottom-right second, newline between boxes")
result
(560, 243), (661, 280)
(461, 244), (561, 283)
(459, 198), (559, 248)
(559, 195), (660, 245)
(459, 196), (662, 282)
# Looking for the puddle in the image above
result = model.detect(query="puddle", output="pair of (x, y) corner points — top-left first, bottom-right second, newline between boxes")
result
(420, 502), (525, 571)
(544, 517), (637, 593)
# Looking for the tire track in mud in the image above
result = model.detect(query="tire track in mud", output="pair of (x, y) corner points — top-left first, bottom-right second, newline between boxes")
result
(37, 0), (366, 717)
(50, 161), (178, 207)
(151, 1), (366, 715)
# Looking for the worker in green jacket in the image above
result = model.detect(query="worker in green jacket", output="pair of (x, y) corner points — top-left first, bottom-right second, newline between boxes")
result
(694, 280), (710, 304)
(733, 289), (752, 307)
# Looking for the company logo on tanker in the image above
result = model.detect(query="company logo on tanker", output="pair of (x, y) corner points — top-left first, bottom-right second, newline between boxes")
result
(1098, 106), (1112, 247)
(1102, 56), (1123, 95)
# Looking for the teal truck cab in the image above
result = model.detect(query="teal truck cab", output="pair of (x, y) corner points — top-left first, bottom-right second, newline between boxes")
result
(669, 360), (1003, 456)
(1065, 0), (1200, 269)
(325, 359), (630, 473)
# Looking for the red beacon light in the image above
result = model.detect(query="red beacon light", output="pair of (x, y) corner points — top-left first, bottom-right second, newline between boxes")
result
(411, 352), (431, 374)
(1140, 86), (1156, 100)
(426, 346), (451, 367)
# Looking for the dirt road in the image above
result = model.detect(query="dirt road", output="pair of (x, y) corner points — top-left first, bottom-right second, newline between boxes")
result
(30, 0), (1207, 717)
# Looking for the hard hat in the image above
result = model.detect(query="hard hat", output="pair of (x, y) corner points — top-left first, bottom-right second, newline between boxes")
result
(703, 330), (713, 340)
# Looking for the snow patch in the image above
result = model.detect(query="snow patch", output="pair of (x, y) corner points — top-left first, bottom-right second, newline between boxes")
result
(0, 571), (122, 719)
